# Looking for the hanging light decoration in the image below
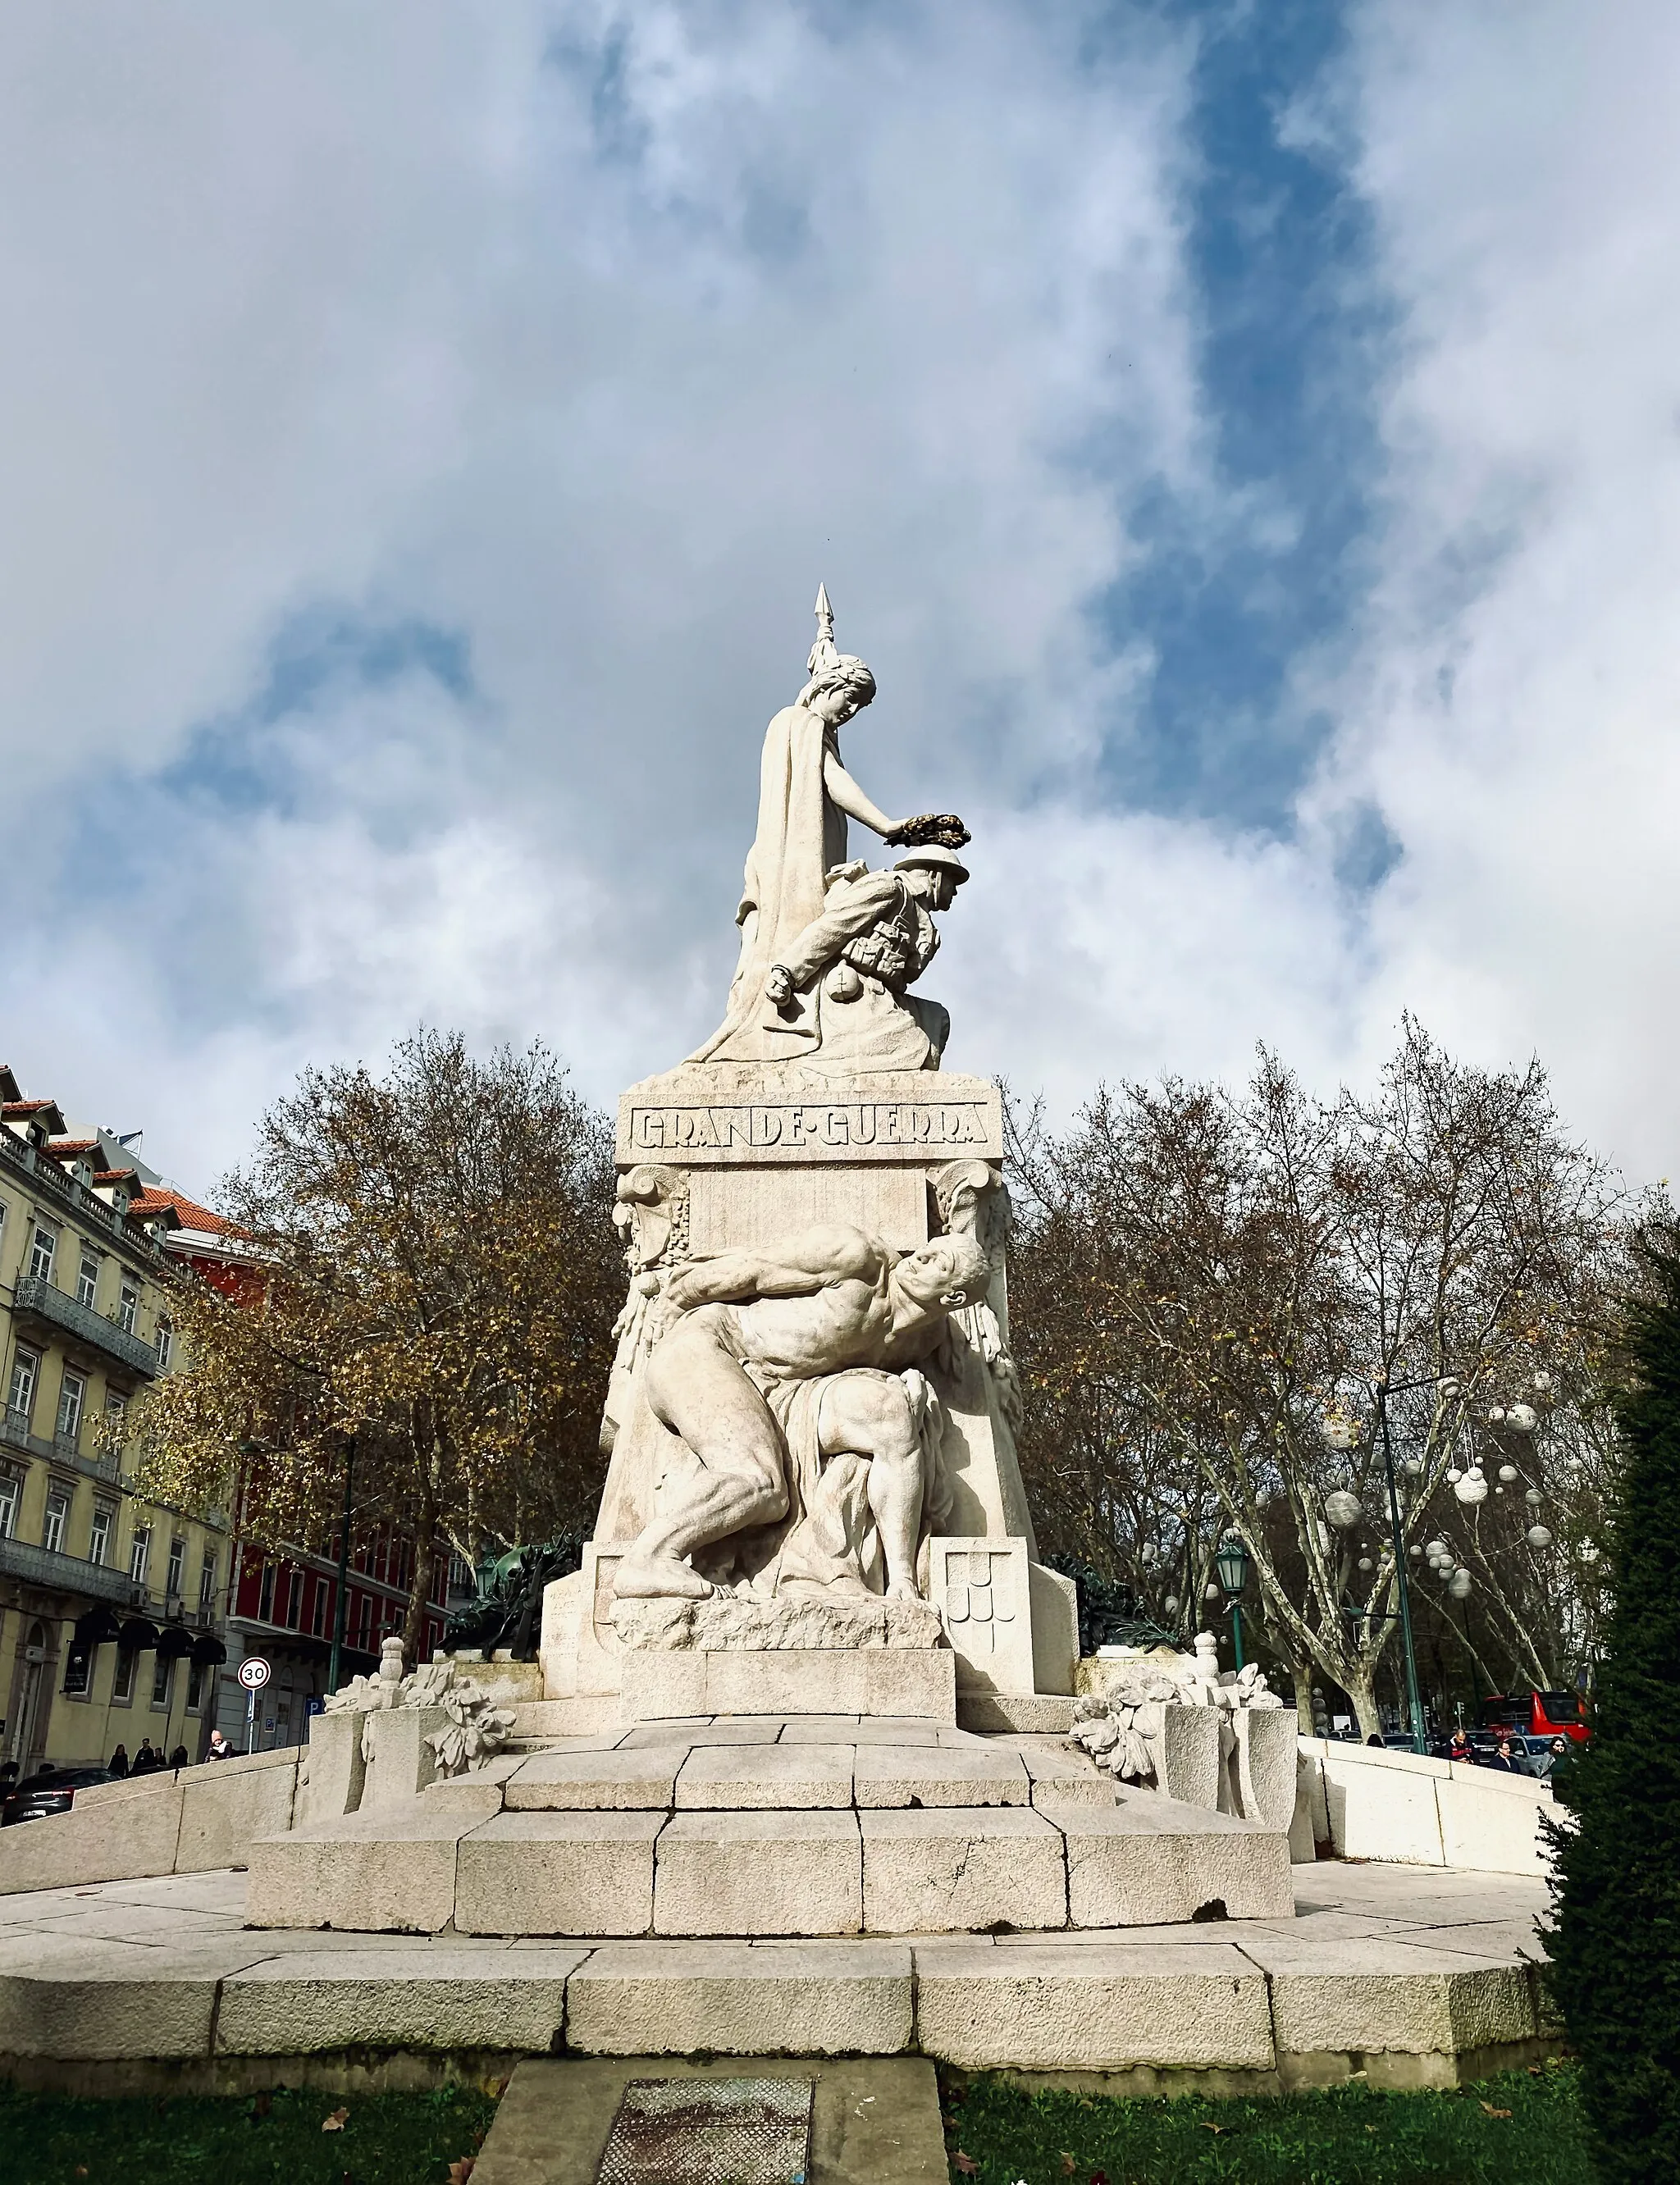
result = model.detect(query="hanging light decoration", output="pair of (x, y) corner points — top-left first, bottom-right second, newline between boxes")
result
(1454, 1467), (1489, 1506)
(1446, 1467), (1463, 1484)
(1408, 1543), (1422, 1558)
(1448, 1567), (1473, 1599)
(1321, 1412), (1363, 1452)
(1527, 1526), (1554, 1549)
(1525, 1488), (1544, 1508)
(1498, 1464), (1520, 1484)
(1487, 1406), (1506, 1424)
(1402, 1457), (1424, 1479)
(1505, 1403), (1538, 1435)
(1357, 1556), (1374, 1572)
(1164, 1594), (1179, 1615)
(1424, 1539), (1448, 1562)
(1325, 1489), (1364, 1530)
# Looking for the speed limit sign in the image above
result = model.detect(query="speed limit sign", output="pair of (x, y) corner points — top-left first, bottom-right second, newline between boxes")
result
(237, 1656), (271, 1692)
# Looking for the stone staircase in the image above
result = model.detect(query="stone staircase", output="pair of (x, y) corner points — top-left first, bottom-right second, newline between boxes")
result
(248, 1711), (1293, 1939)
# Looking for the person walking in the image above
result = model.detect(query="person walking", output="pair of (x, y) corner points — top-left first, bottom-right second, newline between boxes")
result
(1541, 1735), (1575, 1781)
(1448, 1729), (1472, 1764)
(168, 1745), (189, 1768)
(107, 1742), (130, 1780)
(130, 1737), (160, 1776)
(1487, 1736), (1518, 1772)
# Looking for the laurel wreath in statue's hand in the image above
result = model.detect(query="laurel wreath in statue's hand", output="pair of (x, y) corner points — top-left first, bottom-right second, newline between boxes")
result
(884, 813), (972, 850)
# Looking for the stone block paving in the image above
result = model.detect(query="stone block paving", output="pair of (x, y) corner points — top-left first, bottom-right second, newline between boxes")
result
(0, 1854), (1555, 2081)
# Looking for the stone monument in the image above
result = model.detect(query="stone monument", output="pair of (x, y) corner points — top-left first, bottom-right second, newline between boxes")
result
(541, 591), (1079, 1723)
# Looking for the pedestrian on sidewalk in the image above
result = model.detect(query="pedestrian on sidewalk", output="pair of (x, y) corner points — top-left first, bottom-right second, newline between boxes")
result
(130, 1738), (161, 1775)
(107, 1742), (129, 1779)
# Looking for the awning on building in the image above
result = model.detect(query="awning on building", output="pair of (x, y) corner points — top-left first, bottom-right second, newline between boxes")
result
(116, 1617), (160, 1652)
(154, 1623), (194, 1659)
(189, 1631), (228, 1667)
(73, 1605), (124, 1647)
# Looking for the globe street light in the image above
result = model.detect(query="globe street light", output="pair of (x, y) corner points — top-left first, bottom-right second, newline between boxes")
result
(1215, 1528), (1252, 1669)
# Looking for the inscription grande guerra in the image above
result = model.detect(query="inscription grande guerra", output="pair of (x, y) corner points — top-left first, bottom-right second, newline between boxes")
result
(626, 1097), (998, 1161)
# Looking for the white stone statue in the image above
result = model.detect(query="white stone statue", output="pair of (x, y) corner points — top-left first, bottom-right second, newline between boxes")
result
(613, 1221), (991, 1605)
(689, 586), (968, 1065)
(758, 845), (967, 1073)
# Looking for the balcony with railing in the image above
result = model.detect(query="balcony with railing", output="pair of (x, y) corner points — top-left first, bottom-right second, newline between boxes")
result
(0, 1128), (167, 1273)
(11, 1275), (162, 1380)
(0, 1533), (139, 1605)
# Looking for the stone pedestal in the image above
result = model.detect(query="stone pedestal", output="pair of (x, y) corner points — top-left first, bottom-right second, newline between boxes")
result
(542, 1066), (1079, 1709)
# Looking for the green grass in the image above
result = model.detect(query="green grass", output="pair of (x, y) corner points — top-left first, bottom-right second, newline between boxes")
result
(0, 2080), (500, 2185)
(942, 2060), (1589, 2185)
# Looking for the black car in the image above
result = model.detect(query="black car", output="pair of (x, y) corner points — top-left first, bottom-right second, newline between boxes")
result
(1, 1766), (113, 1826)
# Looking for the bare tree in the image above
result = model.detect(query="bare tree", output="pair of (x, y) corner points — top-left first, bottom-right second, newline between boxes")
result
(1009, 1021), (1642, 1736)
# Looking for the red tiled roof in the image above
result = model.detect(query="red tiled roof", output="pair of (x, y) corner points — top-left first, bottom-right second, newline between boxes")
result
(2, 1100), (58, 1117)
(45, 1138), (101, 1157)
(131, 1187), (246, 1238)
(93, 1169), (138, 1187)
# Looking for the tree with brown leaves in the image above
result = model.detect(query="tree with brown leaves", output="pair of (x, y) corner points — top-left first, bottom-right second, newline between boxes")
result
(126, 1029), (620, 1660)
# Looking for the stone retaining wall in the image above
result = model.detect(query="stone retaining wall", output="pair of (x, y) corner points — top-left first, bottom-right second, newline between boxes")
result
(0, 1748), (299, 1894)
(1294, 1737), (1553, 1877)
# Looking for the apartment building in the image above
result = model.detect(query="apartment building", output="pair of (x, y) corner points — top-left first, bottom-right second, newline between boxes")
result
(0, 1068), (229, 1772)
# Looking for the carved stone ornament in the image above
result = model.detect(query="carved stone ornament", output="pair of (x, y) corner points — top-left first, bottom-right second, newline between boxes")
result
(613, 1591), (943, 1653)
(322, 1640), (515, 1777)
(1067, 1636), (1284, 1804)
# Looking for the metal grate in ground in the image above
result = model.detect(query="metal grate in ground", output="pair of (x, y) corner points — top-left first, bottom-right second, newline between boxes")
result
(595, 2075), (815, 2183)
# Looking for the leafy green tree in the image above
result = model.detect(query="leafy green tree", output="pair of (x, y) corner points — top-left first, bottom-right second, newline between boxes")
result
(1548, 1244), (1680, 2183)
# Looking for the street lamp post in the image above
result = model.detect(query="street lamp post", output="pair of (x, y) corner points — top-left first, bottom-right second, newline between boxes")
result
(1215, 1528), (1252, 1671)
(326, 1435), (356, 1697)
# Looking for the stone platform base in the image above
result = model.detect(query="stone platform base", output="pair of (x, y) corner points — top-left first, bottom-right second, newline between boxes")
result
(244, 1716), (1291, 1937)
(0, 1862), (1558, 2088)
(620, 1647), (956, 1722)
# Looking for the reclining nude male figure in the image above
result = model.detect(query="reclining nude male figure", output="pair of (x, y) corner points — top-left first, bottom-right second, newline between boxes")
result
(613, 1224), (991, 1604)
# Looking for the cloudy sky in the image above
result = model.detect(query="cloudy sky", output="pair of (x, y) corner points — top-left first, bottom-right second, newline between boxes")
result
(4, 2), (1678, 1194)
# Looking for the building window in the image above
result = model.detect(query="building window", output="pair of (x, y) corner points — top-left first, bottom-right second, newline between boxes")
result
(258, 1562), (276, 1624)
(57, 1372), (85, 1444)
(199, 1549), (217, 1610)
(155, 1319), (173, 1369)
(357, 1593), (372, 1650)
(42, 1490), (69, 1555)
(151, 1654), (172, 1708)
(287, 1569), (304, 1628)
(112, 1648), (137, 1704)
(167, 1538), (185, 1598)
(75, 1253), (99, 1309)
(89, 1504), (113, 1566)
(117, 1284), (138, 1334)
(129, 1524), (151, 1584)
(6, 1348), (38, 1421)
(312, 1581), (329, 1638)
(186, 1660), (205, 1711)
(0, 1473), (18, 1540)
(29, 1227), (56, 1282)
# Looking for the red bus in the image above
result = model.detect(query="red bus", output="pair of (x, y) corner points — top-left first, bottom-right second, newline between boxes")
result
(1476, 1690), (1590, 1745)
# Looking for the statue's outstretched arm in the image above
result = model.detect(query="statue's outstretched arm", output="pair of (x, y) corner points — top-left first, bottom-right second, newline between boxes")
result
(823, 747), (899, 838)
(667, 1224), (879, 1310)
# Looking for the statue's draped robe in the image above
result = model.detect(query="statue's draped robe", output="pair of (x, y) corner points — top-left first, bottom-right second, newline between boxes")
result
(688, 704), (847, 1063)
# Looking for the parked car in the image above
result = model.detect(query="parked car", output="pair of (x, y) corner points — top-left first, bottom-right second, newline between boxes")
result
(1, 1767), (113, 1826)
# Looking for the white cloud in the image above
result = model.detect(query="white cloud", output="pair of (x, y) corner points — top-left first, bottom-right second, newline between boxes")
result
(1324, 0), (1680, 1176)
(7, 1), (1680, 1194)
